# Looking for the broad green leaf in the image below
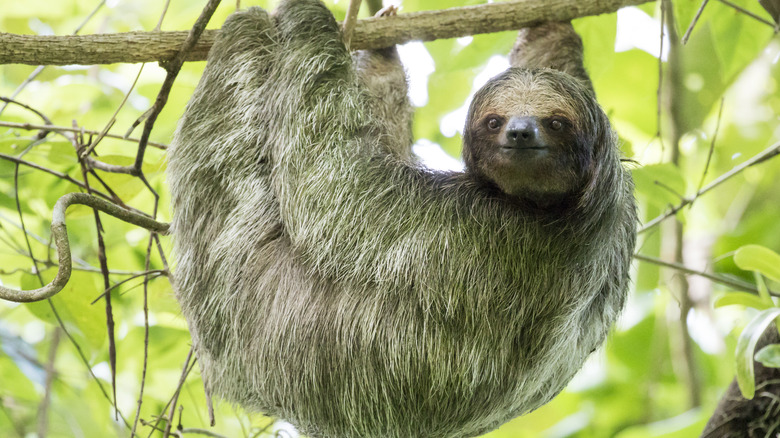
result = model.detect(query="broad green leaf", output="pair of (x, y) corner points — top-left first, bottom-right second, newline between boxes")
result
(672, 0), (706, 37)
(613, 408), (707, 438)
(575, 13), (617, 81)
(735, 308), (780, 398)
(713, 292), (773, 310)
(596, 49), (658, 136)
(42, 140), (79, 165)
(734, 244), (780, 282)
(0, 353), (38, 402)
(709, 0), (775, 82)
(755, 344), (780, 368)
(25, 271), (105, 349)
(97, 156), (147, 201)
(445, 32), (516, 72)
(756, 272), (772, 304)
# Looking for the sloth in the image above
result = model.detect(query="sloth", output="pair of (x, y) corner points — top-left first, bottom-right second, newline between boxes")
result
(166, 1), (637, 437)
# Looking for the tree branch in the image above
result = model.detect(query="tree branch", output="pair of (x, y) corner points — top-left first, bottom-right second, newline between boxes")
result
(0, 193), (169, 303)
(640, 139), (780, 233)
(0, 0), (652, 66)
(634, 253), (760, 295)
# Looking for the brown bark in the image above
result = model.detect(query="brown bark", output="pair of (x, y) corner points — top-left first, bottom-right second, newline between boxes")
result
(701, 327), (780, 438)
(0, 0), (652, 66)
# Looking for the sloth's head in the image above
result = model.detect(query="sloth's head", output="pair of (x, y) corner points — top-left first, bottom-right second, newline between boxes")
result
(463, 68), (612, 209)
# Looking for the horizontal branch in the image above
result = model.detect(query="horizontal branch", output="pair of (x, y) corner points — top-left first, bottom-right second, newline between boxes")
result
(633, 253), (760, 294)
(0, 121), (167, 149)
(0, 0), (652, 66)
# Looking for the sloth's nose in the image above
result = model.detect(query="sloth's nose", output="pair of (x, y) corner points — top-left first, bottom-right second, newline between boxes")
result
(505, 117), (542, 148)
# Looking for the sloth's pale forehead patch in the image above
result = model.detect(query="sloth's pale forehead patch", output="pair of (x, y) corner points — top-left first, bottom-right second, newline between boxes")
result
(475, 75), (579, 125)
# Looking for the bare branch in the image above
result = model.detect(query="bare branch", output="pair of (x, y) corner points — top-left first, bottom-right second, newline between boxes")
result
(0, 121), (168, 149)
(716, 0), (777, 28)
(633, 253), (760, 294)
(0, 0), (653, 66)
(0, 152), (113, 200)
(640, 140), (780, 233)
(130, 0), (222, 175)
(681, 0), (710, 44)
(0, 193), (170, 303)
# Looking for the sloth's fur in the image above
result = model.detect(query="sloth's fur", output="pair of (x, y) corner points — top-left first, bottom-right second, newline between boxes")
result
(167, 2), (637, 437)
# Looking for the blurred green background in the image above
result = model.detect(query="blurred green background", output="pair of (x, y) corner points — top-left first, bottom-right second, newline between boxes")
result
(1, 0), (779, 436)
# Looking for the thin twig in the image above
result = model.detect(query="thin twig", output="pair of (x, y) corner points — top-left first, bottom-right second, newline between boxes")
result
(0, 97), (54, 126)
(130, 0), (222, 176)
(162, 349), (195, 438)
(75, 132), (120, 420)
(655, 0), (666, 153)
(80, 64), (146, 158)
(130, 241), (160, 436)
(695, 98), (724, 194)
(640, 140), (780, 233)
(654, 180), (686, 201)
(716, 0), (777, 28)
(634, 253), (761, 294)
(47, 298), (135, 430)
(13, 163), (44, 286)
(662, 0), (701, 408)
(90, 270), (167, 304)
(681, 0), (710, 44)
(155, 0), (172, 31)
(0, 121), (168, 149)
(0, 0), (107, 117)
(0, 150), (160, 215)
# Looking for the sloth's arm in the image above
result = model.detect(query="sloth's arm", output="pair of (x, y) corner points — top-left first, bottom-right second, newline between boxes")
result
(269, 0), (517, 289)
(510, 22), (594, 92)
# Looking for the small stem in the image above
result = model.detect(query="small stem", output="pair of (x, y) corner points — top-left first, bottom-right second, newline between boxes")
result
(343, 0), (364, 49)
(681, 0), (710, 44)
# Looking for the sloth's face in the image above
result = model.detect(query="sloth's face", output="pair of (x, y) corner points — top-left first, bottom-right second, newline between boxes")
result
(463, 68), (601, 208)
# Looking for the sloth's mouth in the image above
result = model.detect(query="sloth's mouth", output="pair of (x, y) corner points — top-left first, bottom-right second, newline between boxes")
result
(500, 146), (548, 152)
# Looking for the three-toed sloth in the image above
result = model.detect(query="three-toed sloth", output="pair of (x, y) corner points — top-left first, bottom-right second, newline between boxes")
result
(167, 1), (637, 437)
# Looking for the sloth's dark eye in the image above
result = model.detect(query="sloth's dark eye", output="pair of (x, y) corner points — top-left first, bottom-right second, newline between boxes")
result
(550, 119), (563, 131)
(487, 118), (501, 130)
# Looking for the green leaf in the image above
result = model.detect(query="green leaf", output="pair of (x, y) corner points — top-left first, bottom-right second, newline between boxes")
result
(713, 292), (773, 310)
(596, 49), (659, 136)
(575, 11), (617, 82)
(734, 244), (780, 282)
(755, 344), (780, 368)
(25, 271), (105, 349)
(631, 164), (687, 211)
(735, 308), (780, 399)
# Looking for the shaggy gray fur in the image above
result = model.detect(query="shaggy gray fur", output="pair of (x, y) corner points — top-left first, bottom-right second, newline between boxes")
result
(167, 1), (637, 437)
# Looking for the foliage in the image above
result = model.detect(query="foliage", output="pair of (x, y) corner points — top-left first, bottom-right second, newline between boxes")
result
(0, 0), (779, 437)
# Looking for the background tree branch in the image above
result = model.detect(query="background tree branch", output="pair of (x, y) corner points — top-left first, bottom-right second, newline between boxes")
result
(0, 0), (652, 66)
